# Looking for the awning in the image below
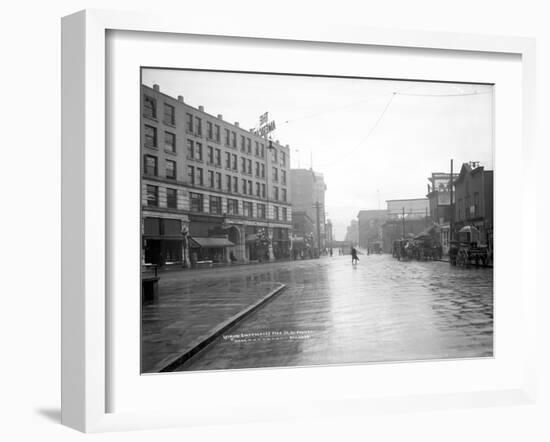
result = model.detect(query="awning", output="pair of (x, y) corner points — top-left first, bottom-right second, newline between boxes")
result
(458, 225), (480, 234)
(189, 237), (235, 248)
(143, 235), (184, 241)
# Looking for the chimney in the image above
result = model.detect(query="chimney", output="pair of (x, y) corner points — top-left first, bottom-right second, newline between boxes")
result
(198, 105), (204, 112)
(217, 114), (223, 120)
(153, 84), (160, 92)
(235, 122), (240, 127)
(177, 95), (184, 102)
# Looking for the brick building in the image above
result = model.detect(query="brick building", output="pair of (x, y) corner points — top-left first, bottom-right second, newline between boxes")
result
(453, 162), (493, 251)
(290, 169), (327, 252)
(426, 172), (457, 254)
(141, 84), (292, 266)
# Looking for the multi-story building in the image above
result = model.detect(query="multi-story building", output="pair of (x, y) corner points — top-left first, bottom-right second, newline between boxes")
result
(141, 84), (292, 266)
(290, 168), (327, 252)
(345, 219), (359, 245)
(357, 209), (388, 249)
(453, 162), (493, 251)
(426, 172), (457, 253)
(325, 219), (333, 251)
(290, 210), (315, 259)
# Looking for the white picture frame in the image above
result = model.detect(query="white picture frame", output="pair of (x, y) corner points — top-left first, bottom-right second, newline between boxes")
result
(61, 9), (537, 433)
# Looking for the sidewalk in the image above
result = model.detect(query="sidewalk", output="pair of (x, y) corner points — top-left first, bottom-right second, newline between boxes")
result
(141, 270), (285, 373)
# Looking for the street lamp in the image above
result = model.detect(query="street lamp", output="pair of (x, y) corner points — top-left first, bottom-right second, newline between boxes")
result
(181, 225), (189, 268)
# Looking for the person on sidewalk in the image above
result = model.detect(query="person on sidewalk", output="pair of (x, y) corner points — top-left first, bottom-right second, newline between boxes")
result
(351, 247), (359, 264)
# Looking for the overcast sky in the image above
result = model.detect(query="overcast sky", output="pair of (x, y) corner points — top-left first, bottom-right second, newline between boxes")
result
(142, 69), (493, 241)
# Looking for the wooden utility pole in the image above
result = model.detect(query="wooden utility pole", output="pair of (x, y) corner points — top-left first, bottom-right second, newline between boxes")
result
(450, 159), (454, 241)
(314, 201), (322, 257)
(402, 206), (405, 238)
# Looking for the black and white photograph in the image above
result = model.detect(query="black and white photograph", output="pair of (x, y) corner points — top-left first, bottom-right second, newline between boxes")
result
(140, 68), (494, 374)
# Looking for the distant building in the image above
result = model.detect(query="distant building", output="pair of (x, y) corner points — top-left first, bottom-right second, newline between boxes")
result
(291, 210), (315, 258)
(381, 198), (430, 253)
(453, 162), (493, 251)
(357, 210), (387, 248)
(345, 219), (359, 245)
(141, 83), (292, 266)
(325, 219), (334, 250)
(290, 169), (327, 252)
(386, 198), (429, 219)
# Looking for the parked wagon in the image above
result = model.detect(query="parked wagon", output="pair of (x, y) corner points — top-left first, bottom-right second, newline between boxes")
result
(367, 241), (382, 255)
(451, 226), (490, 267)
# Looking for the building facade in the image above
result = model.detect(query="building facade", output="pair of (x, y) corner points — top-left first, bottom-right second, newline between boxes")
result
(453, 163), (493, 251)
(141, 84), (292, 266)
(291, 210), (315, 259)
(426, 172), (457, 253)
(381, 198), (430, 253)
(290, 169), (328, 252)
(357, 209), (388, 249)
(345, 219), (359, 245)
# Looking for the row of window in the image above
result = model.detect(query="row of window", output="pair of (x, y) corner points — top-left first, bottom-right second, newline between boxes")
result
(143, 94), (288, 165)
(145, 185), (288, 220)
(144, 96), (176, 126)
(144, 155), (287, 199)
(145, 186), (180, 209)
(144, 125), (288, 175)
(186, 165), (288, 201)
(186, 141), (287, 182)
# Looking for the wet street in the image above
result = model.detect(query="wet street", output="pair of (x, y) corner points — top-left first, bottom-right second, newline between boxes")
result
(173, 253), (493, 372)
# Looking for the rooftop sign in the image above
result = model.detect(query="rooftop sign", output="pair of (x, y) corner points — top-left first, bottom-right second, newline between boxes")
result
(251, 112), (276, 137)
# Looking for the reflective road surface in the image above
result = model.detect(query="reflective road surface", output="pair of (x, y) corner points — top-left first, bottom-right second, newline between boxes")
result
(175, 254), (493, 371)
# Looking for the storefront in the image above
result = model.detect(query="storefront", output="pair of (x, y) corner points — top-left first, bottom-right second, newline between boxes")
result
(188, 236), (235, 264)
(272, 228), (291, 259)
(143, 217), (183, 266)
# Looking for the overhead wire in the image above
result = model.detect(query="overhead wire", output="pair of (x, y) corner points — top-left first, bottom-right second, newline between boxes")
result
(289, 86), (492, 169)
(313, 92), (397, 168)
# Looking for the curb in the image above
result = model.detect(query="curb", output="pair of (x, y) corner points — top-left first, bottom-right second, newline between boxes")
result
(157, 283), (287, 372)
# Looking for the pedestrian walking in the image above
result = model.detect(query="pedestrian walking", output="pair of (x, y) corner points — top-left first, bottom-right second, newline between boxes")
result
(351, 247), (359, 264)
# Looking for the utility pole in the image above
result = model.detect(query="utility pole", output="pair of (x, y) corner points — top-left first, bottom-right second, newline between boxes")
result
(295, 148), (300, 168)
(450, 159), (454, 241)
(314, 201), (322, 258)
(402, 206), (405, 238)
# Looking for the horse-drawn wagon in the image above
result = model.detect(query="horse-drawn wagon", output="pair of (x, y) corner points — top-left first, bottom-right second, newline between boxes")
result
(449, 226), (489, 267)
